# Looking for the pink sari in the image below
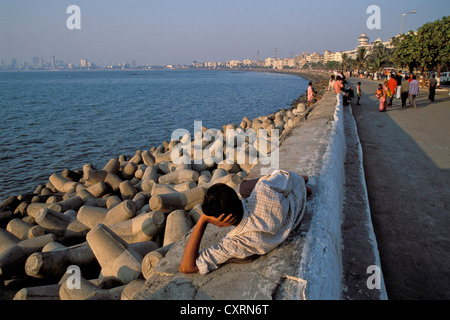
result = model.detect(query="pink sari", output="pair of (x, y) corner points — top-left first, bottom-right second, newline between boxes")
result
(379, 86), (387, 111)
(375, 87), (387, 112)
(308, 86), (314, 102)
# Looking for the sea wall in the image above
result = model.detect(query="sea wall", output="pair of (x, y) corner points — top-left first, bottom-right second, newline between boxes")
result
(250, 88), (348, 299)
(296, 93), (346, 299)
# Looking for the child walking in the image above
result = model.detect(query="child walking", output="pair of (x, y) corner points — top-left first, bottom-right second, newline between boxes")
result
(356, 82), (362, 105)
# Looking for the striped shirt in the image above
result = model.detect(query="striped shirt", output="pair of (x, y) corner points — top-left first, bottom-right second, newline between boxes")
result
(196, 170), (307, 275)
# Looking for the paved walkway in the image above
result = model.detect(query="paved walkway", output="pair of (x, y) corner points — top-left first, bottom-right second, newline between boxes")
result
(349, 78), (450, 299)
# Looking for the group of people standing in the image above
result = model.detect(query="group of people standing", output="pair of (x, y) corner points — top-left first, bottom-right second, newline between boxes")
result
(327, 71), (439, 112)
(329, 73), (355, 106)
(375, 72), (438, 112)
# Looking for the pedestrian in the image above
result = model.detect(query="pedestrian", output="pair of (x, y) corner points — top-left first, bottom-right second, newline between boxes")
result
(327, 75), (335, 92)
(428, 74), (438, 102)
(334, 76), (347, 104)
(307, 82), (317, 108)
(342, 80), (353, 106)
(375, 83), (387, 112)
(387, 73), (397, 107)
(409, 75), (420, 108)
(395, 72), (402, 99)
(356, 82), (362, 105)
(400, 75), (410, 109)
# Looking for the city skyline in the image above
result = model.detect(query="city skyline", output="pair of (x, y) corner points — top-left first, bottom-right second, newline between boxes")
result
(1, 0), (449, 66)
(0, 32), (394, 71)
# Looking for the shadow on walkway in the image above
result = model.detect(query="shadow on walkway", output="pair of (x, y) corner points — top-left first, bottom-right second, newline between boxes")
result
(349, 78), (450, 300)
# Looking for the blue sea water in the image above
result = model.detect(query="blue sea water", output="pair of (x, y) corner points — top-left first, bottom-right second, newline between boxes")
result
(0, 69), (308, 201)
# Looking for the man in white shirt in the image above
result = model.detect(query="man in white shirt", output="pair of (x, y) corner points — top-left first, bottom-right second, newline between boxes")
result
(409, 75), (420, 108)
(179, 170), (310, 275)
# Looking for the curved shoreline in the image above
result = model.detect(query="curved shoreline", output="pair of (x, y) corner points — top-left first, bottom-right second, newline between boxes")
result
(0, 69), (328, 203)
(252, 68), (330, 110)
(0, 70), (330, 300)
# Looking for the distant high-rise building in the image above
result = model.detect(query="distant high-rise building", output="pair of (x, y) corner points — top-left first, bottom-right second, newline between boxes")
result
(51, 55), (56, 67)
(10, 59), (17, 67)
(80, 58), (88, 68)
(32, 56), (40, 66)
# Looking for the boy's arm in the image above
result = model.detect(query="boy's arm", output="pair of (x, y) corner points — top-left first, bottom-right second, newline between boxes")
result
(179, 214), (236, 274)
(178, 215), (207, 274)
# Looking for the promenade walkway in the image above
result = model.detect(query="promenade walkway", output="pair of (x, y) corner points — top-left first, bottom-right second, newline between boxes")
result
(349, 78), (450, 299)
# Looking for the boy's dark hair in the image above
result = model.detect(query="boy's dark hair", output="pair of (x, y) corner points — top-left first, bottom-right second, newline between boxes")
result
(358, 82), (361, 85)
(202, 183), (243, 221)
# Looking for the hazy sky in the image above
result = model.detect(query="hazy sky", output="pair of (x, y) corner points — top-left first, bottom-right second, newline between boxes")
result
(1, 0), (448, 66)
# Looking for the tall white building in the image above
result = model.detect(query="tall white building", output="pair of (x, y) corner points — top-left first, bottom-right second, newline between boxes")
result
(324, 50), (343, 64)
(80, 58), (88, 68)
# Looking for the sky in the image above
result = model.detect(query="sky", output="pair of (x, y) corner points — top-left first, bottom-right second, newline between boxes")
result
(1, 0), (449, 66)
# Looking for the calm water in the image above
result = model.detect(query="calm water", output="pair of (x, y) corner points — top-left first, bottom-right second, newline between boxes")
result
(0, 70), (307, 201)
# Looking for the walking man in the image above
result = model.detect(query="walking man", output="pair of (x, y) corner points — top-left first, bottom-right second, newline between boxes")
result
(395, 72), (402, 99)
(428, 75), (438, 102)
(409, 76), (420, 108)
(401, 75), (410, 109)
(387, 73), (397, 107)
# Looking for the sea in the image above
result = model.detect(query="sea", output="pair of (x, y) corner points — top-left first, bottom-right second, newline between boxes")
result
(0, 69), (308, 202)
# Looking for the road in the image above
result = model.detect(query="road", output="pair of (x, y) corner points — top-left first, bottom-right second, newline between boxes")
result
(349, 78), (450, 299)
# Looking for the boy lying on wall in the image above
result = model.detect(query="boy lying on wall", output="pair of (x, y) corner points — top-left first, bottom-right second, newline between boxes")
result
(179, 170), (311, 275)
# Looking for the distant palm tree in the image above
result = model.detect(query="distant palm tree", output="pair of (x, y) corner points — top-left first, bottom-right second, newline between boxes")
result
(341, 53), (349, 71)
(355, 47), (367, 70)
(366, 43), (391, 73)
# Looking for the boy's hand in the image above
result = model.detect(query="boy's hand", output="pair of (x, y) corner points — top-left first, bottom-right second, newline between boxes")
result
(203, 213), (237, 228)
(179, 213), (237, 274)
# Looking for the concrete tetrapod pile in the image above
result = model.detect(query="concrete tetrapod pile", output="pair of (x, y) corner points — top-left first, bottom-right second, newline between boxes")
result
(0, 103), (310, 300)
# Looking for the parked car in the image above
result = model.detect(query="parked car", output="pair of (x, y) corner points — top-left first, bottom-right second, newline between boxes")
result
(439, 72), (450, 85)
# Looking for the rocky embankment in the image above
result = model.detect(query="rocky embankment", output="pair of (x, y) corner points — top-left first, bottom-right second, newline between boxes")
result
(0, 73), (329, 300)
